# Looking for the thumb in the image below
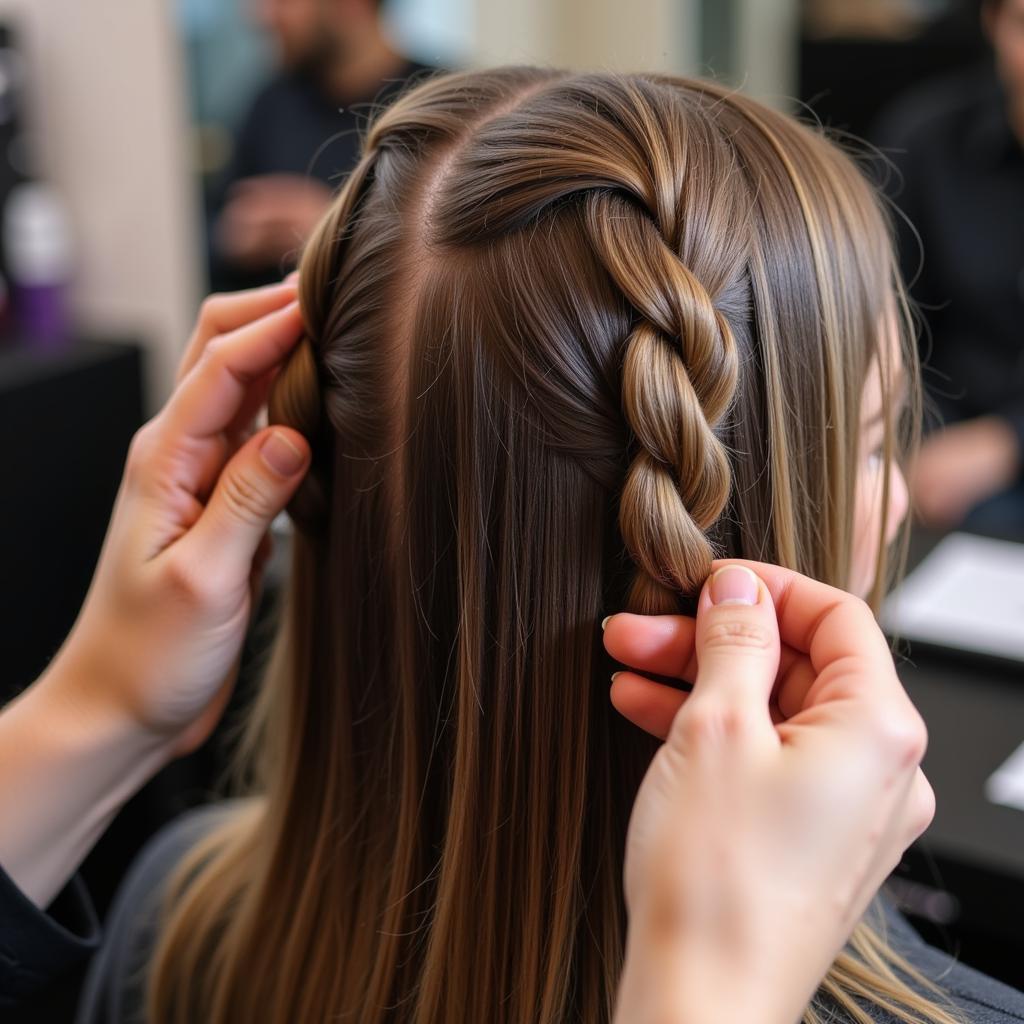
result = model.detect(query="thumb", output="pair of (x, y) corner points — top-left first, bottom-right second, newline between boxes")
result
(688, 563), (781, 725)
(187, 427), (310, 579)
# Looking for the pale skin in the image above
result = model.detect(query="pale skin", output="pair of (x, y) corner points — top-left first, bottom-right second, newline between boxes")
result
(607, 562), (934, 1024)
(0, 278), (310, 907)
(0, 289), (931, 1024)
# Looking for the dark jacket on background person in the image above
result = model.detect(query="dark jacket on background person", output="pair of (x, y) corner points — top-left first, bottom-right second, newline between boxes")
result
(206, 56), (436, 293)
(873, 63), (1024, 457)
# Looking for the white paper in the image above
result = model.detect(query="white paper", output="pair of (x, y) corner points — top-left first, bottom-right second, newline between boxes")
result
(880, 532), (1024, 662)
(985, 740), (1024, 813)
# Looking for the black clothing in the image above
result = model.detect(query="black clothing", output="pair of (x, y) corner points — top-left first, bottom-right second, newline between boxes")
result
(206, 57), (436, 292)
(0, 862), (99, 1021)
(874, 64), (1024, 453)
(74, 805), (232, 1024)
(0, 805), (1011, 1024)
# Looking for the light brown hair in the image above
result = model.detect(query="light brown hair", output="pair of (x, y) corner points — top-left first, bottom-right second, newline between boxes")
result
(148, 68), (958, 1024)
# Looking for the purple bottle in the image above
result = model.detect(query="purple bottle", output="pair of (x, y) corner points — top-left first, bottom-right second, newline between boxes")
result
(3, 181), (73, 349)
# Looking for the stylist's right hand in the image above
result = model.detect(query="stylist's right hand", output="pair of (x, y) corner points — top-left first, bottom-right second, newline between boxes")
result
(608, 562), (935, 1024)
(56, 282), (310, 757)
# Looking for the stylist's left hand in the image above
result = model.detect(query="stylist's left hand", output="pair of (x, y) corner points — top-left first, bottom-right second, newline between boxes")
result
(57, 281), (309, 757)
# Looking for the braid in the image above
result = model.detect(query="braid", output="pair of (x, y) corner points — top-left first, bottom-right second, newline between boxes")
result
(268, 333), (328, 535)
(267, 149), (381, 536)
(271, 70), (749, 599)
(585, 190), (742, 613)
(421, 74), (752, 610)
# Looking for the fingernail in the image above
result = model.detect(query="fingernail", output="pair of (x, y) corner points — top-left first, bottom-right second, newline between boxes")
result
(709, 565), (759, 606)
(284, 269), (300, 285)
(611, 671), (622, 682)
(601, 615), (612, 631)
(260, 430), (306, 476)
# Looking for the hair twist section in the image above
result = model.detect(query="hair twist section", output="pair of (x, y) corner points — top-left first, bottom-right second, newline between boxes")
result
(426, 74), (752, 610)
(268, 333), (329, 535)
(586, 187), (742, 611)
(265, 146), (384, 536)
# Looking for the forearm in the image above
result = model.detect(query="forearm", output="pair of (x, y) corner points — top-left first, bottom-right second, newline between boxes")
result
(0, 645), (172, 908)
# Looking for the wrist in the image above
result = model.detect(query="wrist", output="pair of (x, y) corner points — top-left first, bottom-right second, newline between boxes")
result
(44, 629), (127, 728)
(0, 650), (174, 907)
(38, 642), (177, 767)
(617, 909), (756, 1024)
(618, 894), (817, 1024)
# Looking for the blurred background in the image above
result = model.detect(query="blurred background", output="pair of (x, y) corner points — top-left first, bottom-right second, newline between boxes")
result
(4, 0), (1024, 1012)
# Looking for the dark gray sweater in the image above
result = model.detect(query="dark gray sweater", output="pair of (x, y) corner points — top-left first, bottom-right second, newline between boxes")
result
(64, 804), (1024, 1023)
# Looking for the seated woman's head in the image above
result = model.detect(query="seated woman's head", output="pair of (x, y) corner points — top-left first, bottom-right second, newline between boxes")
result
(150, 68), (955, 1024)
(275, 67), (913, 607)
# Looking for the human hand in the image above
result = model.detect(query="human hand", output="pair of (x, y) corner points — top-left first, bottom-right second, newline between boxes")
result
(909, 415), (1020, 528)
(51, 281), (310, 758)
(608, 561), (935, 1024)
(215, 174), (333, 269)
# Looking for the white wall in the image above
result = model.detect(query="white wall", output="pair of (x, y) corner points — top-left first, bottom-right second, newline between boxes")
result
(4, 0), (202, 410)
(733, 0), (799, 107)
(469, 0), (798, 107)
(472, 0), (699, 75)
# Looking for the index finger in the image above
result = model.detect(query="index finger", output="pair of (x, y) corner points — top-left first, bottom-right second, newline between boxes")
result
(177, 280), (299, 384)
(161, 299), (305, 442)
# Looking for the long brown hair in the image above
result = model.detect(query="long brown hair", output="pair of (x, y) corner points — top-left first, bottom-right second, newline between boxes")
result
(149, 68), (958, 1024)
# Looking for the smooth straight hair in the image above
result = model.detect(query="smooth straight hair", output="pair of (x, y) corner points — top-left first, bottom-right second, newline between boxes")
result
(148, 68), (959, 1024)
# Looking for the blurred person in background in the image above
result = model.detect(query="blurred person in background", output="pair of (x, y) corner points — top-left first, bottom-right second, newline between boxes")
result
(208, 0), (434, 292)
(875, 0), (1024, 536)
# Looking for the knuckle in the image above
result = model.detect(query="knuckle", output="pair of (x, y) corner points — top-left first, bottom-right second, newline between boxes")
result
(877, 706), (929, 768)
(907, 714), (929, 763)
(197, 293), (228, 330)
(701, 617), (775, 654)
(220, 467), (270, 524)
(909, 775), (937, 839)
(674, 698), (755, 748)
(845, 593), (885, 642)
(124, 423), (158, 483)
(898, 709), (929, 765)
(843, 591), (878, 631)
(201, 334), (230, 369)
(161, 552), (213, 608)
